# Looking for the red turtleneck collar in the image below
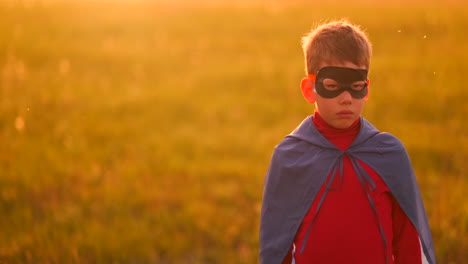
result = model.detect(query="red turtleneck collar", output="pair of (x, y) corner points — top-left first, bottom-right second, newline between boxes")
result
(312, 111), (360, 151)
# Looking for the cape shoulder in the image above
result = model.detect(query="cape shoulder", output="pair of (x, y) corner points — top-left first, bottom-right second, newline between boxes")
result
(263, 136), (333, 206)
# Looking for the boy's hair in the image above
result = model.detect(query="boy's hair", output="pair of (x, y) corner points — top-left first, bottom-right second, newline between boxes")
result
(301, 19), (372, 74)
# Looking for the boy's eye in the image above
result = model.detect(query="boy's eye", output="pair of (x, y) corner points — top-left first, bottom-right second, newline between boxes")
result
(351, 81), (366, 91)
(322, 79), (340, 91)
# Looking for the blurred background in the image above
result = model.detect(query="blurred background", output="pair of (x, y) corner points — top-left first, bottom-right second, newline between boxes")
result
(0, 0), (467, 263)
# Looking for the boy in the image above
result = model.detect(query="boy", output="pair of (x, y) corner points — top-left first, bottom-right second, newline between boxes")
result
(259, 20), (436, 264)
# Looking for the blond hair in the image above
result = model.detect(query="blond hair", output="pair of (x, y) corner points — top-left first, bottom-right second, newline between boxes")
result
(301, 19), (372, 74)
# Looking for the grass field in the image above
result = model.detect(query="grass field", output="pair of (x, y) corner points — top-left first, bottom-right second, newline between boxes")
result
(0, 0), (467, 263)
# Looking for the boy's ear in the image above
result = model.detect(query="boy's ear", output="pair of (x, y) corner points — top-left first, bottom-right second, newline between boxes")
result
(301, 77), (316, 104)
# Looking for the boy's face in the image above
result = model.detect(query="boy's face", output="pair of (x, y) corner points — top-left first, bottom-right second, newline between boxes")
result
(312, 61), (368, 129)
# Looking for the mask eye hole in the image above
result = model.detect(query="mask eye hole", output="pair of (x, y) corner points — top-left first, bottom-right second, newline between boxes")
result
(351, 81), (367, 91)
(322, 78), (340, 91)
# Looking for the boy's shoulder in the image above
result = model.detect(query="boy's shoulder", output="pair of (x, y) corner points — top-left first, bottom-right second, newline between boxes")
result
(352, 117), (408, 153)
(273, 136), (311, 156)
(364, 130), (407, 152)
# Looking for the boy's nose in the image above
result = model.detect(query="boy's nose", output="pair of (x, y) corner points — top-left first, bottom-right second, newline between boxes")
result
(339, 90), (353, 104)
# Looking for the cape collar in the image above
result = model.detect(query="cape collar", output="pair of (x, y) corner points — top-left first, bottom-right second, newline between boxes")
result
(289, 115), (380, 151)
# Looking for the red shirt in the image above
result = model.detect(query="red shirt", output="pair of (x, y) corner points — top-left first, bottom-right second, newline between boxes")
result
(282, 112), (421, 264)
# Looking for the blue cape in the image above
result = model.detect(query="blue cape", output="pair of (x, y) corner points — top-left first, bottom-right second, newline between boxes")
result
(260, 116), (436, 264)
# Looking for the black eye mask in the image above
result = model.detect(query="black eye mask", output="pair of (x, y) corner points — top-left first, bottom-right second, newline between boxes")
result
(313, 66), (369, 99)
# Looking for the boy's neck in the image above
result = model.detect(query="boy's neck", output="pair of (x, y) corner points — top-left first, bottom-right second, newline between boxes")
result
(313, 111), (360, 151)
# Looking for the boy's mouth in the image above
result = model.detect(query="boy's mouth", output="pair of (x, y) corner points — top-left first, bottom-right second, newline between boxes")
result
(337, 110), (354, 117)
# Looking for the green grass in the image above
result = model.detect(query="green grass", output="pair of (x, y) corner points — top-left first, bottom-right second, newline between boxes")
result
(0, 0), (467, 263)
